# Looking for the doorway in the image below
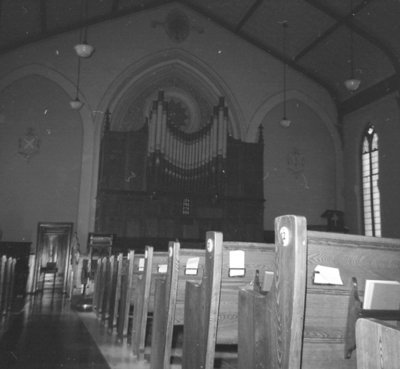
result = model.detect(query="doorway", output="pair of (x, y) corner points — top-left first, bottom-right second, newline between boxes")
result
(34, 222), (73, 294)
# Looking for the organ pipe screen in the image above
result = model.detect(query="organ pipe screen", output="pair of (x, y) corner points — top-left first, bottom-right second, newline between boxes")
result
(147, 91), (228, 194)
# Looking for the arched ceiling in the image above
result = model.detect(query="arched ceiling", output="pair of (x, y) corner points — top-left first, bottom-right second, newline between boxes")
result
(1, 0), (399, 115)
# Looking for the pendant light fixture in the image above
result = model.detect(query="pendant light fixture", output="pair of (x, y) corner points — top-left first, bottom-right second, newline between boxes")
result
(70, 55), (83, 110)
(74, 0), (95, 58)
(280, 21), (291, 128)
(344, 0), (361, 91)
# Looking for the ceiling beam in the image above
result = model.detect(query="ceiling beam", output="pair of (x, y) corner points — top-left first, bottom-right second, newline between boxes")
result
(295, 0), (372, 62)
(0, 0), (338, 104)
(305, 0), (400, 75)
(339, 74), (400, 115)
(183, 1), (339, 104)
(235, 0), (263, 32)
(0, 0), (169, 55)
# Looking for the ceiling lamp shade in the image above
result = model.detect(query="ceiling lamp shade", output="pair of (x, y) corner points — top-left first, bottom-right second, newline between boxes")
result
(344, 78), (361, 91)
(70, 54), (84, 110)
(70, 97), (83, 110)
(74, 43), (94, 58)
(75, 0), (95, 58)
(280, 117), (292, 128)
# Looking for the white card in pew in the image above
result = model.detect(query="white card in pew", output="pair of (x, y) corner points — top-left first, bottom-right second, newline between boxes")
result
(363, 280), (400, 310)
(158, 264), (168, 273)
(313, 265), (343, 285)
(185, 257), (199, 275)
(229, 250), (245, 277)
(138, 258), (145, 271)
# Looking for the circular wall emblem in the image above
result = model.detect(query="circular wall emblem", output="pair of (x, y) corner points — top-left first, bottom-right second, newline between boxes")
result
(279, 226), (291, 247)
(207, 239), (214, 253)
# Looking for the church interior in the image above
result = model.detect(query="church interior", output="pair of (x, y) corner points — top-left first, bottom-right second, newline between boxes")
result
(0, 1), (400, 368)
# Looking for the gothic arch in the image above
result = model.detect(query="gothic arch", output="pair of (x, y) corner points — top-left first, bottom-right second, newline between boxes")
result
(88, 50), (248, 232)
(246, 89), (344, 209)
(0, 63), (95, 246)
(94, 49), (245, 139)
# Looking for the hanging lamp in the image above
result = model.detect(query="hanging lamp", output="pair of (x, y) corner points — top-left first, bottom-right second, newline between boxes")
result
(74, 0), (95, 58)
(70, 56), (84, 110)
(344, 0), (361, 91)
(280, 21), (291, 128)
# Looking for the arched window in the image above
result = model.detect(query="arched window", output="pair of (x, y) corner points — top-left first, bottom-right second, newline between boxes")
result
(361, 124), (381, 236)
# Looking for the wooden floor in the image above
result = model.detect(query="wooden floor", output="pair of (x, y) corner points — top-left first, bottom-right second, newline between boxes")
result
(0, 292), (237, 369)
(0, 292), (146, 369)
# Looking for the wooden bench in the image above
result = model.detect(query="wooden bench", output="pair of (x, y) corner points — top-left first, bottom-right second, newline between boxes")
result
(238, 214), (307, 369)
(92, 250), (136, 338)
(91, 246), (169, 349)
(181, 231), (277, 369)
(150, 242), (205, 369)
(304, 230), (400, 369)
(0, 255), (16, 315)
(238, 216), (400, 369)
(130, 246), (169, 358)
(355, 318), (400, 369)
(107, 253), (123, 331)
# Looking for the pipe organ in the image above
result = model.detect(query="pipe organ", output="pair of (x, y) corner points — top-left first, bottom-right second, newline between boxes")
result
(95, 91), (264, 250)
(147, 91), (228, 194)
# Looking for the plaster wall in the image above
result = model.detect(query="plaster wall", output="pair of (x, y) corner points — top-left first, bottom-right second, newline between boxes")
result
(343, 93), (400, 237)
(0, 3), (340, 247)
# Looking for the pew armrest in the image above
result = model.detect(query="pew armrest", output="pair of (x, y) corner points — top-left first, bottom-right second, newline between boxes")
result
(356, 318), (400, 369)
(345, 277), (400, 359)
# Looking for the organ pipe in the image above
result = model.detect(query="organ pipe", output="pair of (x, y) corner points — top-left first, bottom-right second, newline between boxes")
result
(147, 91), (228, 192)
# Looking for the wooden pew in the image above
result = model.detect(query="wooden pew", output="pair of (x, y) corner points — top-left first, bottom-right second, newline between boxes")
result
(116, 250), (136, 339)
(238, 216), (400, 369)
(0, 256), (16, 315)
(0, 255), (7, 313)
(238, 214), (307, 369)
(181, 231), (277, 369)
(355, 318), (400, 369)
(150, 242), (205, 369)
(107, 253), (123, 331)
(90, 246), (169, 349)
(92, 255), (107, 318)
(130, 246), (169, 358)
(303, 230), (400, 369)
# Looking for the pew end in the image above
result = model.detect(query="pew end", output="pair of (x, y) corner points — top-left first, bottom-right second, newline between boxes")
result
(356, 318), (400, 369)
(345, 277), (400, 359)
(238, 214), (307, 369)
(182, 231), (223, 369)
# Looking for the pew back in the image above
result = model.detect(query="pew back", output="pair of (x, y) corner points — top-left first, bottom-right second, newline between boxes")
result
(150, 244), (205, 369)
(238, 215), (308, 369)
(131, 247), (168, 358)
(303, 231), (400, 369)
(182, 232), (276, 369)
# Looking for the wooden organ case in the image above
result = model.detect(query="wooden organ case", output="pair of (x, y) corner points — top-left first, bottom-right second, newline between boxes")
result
(95, 91), (264, 251)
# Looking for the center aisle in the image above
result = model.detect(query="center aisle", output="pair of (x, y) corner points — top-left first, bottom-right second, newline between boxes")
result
(77, 311), (150, 369)
(0, 293), (110, 369)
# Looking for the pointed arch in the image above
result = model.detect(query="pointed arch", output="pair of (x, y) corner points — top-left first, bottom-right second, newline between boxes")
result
(87, 49), (248, 231)
(0, 63), (95, 245)
(246, 89), (344, 209)
(361, 122), (381, 236)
